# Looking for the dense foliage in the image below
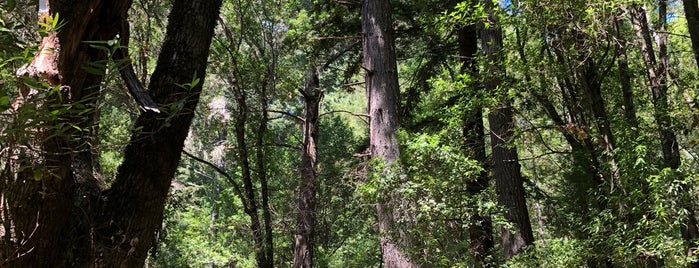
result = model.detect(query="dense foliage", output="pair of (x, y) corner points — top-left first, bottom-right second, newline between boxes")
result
(3, 0), (699, 267)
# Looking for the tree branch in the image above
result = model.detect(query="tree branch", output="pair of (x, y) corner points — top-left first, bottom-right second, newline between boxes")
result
(182, 150), (249, 211)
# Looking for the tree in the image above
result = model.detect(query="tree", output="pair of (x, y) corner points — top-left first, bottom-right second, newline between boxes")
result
(480, 0), (534, 259)
(1, 0), (222, 266)
(362, 0), (417, 266)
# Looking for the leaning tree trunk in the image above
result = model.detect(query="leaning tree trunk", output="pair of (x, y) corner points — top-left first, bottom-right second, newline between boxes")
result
(361, 0), (417, 267)
(630, 3), (699, 263)
(2, 0), (222, 266)
(294, 68), (322, 268)
(481, 4), (534, 259)
(94, 0), (222, 266)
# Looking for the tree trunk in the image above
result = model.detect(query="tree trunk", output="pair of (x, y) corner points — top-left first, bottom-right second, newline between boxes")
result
(614, 19), (638, 127)
(630, 3), (699, 264)
(630, 3), (680, 169)
(458, 23), (495, 264)
(294, 68), (322, 268)
(231, 71), (268, 268)
(481, 5), (534, 259)
(361, 0), (416, 267)
(257, 86), (274, 268)
(94, 0), (222, 265)
(2, 0), (222, 266)
(682, 0), (699, 70)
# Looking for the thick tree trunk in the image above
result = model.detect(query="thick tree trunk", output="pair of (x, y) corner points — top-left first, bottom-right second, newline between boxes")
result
(2, 0), (222, 266)
(481, 6), (534, 259)
(294, 68), (322, 268)
(682, 0), (699, 70)
(458, 23), (495, 264)
(95, 0), (222, 266)
(361, 0), (416, 267)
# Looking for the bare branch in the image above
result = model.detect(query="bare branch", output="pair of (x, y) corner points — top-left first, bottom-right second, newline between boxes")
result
(181, 150), (249, 211)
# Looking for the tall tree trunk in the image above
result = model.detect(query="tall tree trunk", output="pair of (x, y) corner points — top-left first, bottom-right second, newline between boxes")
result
(231, 73), (268, 268)
(630, 3), (699, 264)
(630, 3), (680, 169)
(481, 4), (534, 259)
(294, 68), (322, 268)
(458, 23), (495, 264)
(682, 0), (699, 70)
(614, 18), (638, 127)
(362, 0), (416, 267)
(257, 83), (274, 268)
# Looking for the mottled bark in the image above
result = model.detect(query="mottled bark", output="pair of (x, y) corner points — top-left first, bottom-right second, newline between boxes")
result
(3, 0), (131, 266)
(362, 0), (416, 266)
(481, 5), (534, 259)
(294, 68), (321, 268)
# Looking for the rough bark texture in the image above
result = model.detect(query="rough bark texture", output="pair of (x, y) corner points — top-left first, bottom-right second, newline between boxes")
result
(95, 0), (222, 266)
(294, 68), (322, 268)
(458, 23), (495, 264)
(1, 0), (222, 266)
(3, 0), (131, 266)
(683, 0), (699, 70)
(362, 0), (416, 267)
(481, 6), (534, 259)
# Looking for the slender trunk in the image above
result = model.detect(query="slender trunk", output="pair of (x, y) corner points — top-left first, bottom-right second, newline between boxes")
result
(232, 77), (267, 268)
(257, 85), (274, 268)
(362, 0), (416, 266)
(630, 4), (680, 169)
(682, 0), (699, 70)
(294, 68), (322, 268)
(614, 19), (638, 127)
(579, 58), (619, 189)
(631, 3), (699, 263)
(481, 6), (534, 259)
(458, 23), (495, 263)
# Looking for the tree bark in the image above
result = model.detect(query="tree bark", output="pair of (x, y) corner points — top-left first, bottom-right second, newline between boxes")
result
(614, 18), (638, 127)
(95, 0), (222, 266)
(458, 23), (495, 264)
(481, 5), (534, 259)
(682, 0), (699, 70)
(2, 0), (222, 266)
(231, 68), (268, 268)
(294, 68), (322, 268)
(630, 3), (699, 264)
(362, 0), (417, 267)
(630, 3), (680, 169)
